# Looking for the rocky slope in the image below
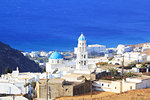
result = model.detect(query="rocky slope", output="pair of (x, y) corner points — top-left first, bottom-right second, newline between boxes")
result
(57, 88), (150, 100)
(0, 41), (41, 75)
(130, 42), (150, 48)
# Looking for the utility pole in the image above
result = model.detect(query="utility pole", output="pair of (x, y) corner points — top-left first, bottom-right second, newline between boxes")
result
(90, 71), (92, 100)
(120, 55), (124, 93)
(25, 79), (27, 94)
(12, 95), (15, 100)
(122, 55), (124, 78)
(46, 72), (48, 100)
(49, 86), (51, 99)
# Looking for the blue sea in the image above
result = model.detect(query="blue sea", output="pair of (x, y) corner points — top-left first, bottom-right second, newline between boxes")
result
(0, 0), (150, 52)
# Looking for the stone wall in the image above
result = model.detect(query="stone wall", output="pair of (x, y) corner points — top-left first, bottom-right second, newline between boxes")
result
(73, 81), (91, 95)
(36, 79), (91, 99)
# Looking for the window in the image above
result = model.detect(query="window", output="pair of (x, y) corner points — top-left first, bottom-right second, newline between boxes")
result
(84, 61), (86, 65)
(84, 55), (86, 58)
(79, 47), (81, 52)
(81, 55), (82, 58)
(81, 61), (83, 65)
(66, 89), (68, 92)
(57, 60), (59, 63)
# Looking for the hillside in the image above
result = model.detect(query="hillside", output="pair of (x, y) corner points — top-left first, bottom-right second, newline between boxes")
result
(132, 42), (150, 55)
(141, 49), (150, 55)
(57, 88), (150, 100)
(133, 42), (150, 48)
(0, 41), (41, 75)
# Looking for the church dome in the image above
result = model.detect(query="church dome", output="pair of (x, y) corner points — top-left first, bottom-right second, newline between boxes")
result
(49, 52), (63, 59)
(78, 34), (86, 41)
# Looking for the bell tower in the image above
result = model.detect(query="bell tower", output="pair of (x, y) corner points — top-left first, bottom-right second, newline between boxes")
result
(76, 34), (88, 69)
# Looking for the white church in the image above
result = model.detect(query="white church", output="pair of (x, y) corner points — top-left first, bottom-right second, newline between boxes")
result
(46, 51), (63, 72)
(45, 34), (96, 76)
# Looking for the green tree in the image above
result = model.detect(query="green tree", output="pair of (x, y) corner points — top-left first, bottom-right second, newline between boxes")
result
(24, 83), (30, 87)
(108, 56), (114, 61)
(108, 68), (120, 77)
(141, 63), (147, 68)
(31, 81), (36, 89)
(5, 67), (12, 74)
(123, 72), (136, 77)
(41, 67), (46, 73)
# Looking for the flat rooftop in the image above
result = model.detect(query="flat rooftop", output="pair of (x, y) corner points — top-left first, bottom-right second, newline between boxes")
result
(127, 75), (150, 80)
(39, 78), (65, 84)
(97, 65), (119, 70)
(62, 74), (83, 78)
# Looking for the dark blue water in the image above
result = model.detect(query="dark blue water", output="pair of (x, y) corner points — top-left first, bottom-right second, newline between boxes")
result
(0, 0), (150, 52)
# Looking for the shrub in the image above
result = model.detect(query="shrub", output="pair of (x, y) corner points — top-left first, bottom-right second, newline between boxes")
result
(96, 62), (108, 66)
(108, 56), (114, 61)
(123, 72), (136, 77)
(24, 83), (30, 87)
(31, 81), (36, 89)
(128, 63), (136, 67)
(5, 67), (12, 74)
(108, 68), (120, 77)
(41, 67), (46, 73)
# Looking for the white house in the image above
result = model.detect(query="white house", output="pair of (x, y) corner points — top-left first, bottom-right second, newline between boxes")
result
(117, 44), (133, 55)
(133, 47), (142, 52)
(29, 51), (39, 58)
(0, 68), (40, 94)
(123, 52), (147, 62)
(142, 43), (150, 52)
(93, 75), (150, 93)
(109, 52), (147, 66)
(0, 96), (28, 100)
(87, 44), (106, 54)
(40, 51), (48, 57)
(0, 79), (21, 94)
(22, 52), (29, 56)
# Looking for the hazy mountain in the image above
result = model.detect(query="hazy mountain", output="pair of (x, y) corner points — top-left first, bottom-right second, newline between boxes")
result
(0, 41), (41, 75)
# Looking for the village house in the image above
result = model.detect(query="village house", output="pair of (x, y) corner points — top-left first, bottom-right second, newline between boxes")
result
(36, 78), (91, 99)
(93, 75), (150, 93)
(0, 67), (40, 94)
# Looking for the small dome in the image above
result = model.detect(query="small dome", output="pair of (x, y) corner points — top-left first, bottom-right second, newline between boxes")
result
(78, 34), (86, 41)
(49, 52), (63, 59)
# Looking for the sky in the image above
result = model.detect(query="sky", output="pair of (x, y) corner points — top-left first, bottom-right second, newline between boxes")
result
(0, 0), (150, 52)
